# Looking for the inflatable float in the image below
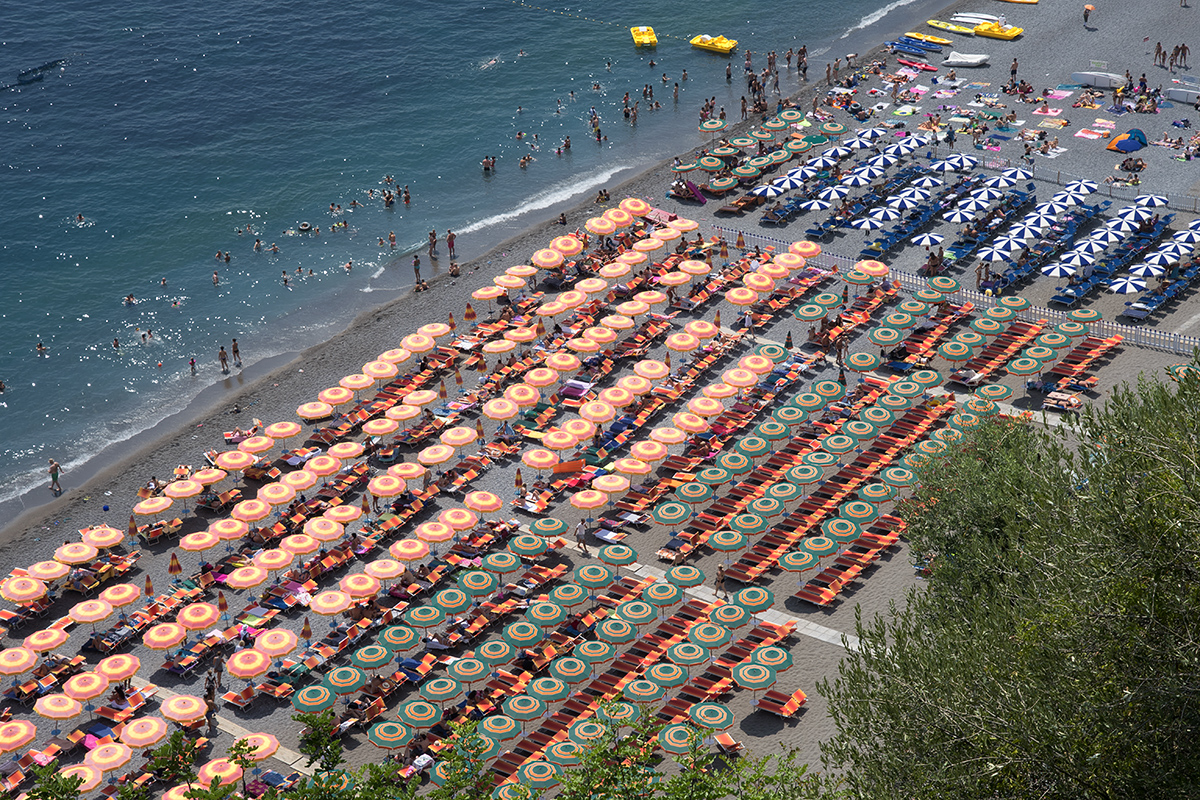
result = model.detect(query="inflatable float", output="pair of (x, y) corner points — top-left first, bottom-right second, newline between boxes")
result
(631, 26), (657, 47)
(906, 31), (952, 45)
(691, 34), (738, 54)
(943, 51), (990, 67)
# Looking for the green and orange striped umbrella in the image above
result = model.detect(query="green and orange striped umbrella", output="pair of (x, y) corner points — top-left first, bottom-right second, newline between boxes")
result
(448, 658), (489, 685)
(615, 600), (657, 627)
(730, 513), (768, 535)
(494, 785), (535, 800)
(398, 700), (443, 729)
(787, 464), (822, 485)
(652, 501), (692, 527)
(861, 406), (895, 425)
(780, 551), (818, 574)
(548, 657), (590, 685)
(890, 380), (925, 398)
(526, 602), (568, 628)
(688, 622), (731, 652)
(530, 518), (570, 537)
(645, 662), (688, 689)
(403, 605), (445, 629)
(350, 644), (394, 671)
(567, 719), (608, 747)
(527, 676), (569, 702)
(503, 694), (545, 721)
(709, 603), (751, 630)
(480, 715), (520, 742)
(483, 552), (522, 574)
(717, 452), (753, 474)
(544, 740), (583, 766)
(708, 530), (746, 553)
(458, 570), (498, 596)
(822, 517), (861, 544)
(804, 450), (840, 467)
(574, 563), (614, 591)
(292, 685), (335, 713)
(733, 587), (774, 614)
(774, 406), (808, 427)
(846, 352), (882, 372)
(517, 761), (562, 790)
(791, 391), (827, 412)
(801, 536), (838, 559)
(367, 721), (413, 750)
(503, 621), (544, 648)
(476, 640), (514, 666)
(675, 483), (713, 505)
(860, 482), (895, 502)
(623, 679), (665, 704)
(843, 420), (878, 441)
(868, 327), (904, 347)
(643, 582), (682, 608)
(574, 639), (615, 665)
(598, 544), (638, 567)
(812, 380), (846, 401)
(695, 466), (732, 486)
(665, 565), (705, 587)
(596, 701), (639, 726)
(658, 723), (701, 754)
(766, 482), (803, 503)
(877, 394), (914, 412)
(550, 583), (589, 608)
(596, 618), (637, 644)
(667, 641), (709, 667)
(433, 587), (472, 614)
(507, 534), (547, 558)
(733, 662), (777, 692)
(976, 383), (1014, 401)
(378, 625), (419, 651)
(840, 500), (879, 524)
(324, 666), (367, 695)
(735, 437), (771, 460)
(689, 702), (735, 730)
(752, 645), (794, 672)
(420, 677), (463, 705)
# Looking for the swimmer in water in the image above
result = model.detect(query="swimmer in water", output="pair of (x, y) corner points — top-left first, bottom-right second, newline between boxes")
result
(76, 213), (84, 222)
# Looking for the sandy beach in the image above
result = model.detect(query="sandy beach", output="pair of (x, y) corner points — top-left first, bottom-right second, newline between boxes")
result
(0, 0), (1197, 788)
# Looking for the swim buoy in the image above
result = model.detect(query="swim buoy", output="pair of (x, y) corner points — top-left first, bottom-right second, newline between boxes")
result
(298, 222), (311, 232)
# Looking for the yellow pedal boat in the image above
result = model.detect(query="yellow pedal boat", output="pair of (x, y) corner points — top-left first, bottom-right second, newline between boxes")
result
(974, 22), (1023, 39)
(906, 31), (952, 46)
(631, 26), (657, 46)
(927, 19), (976, 35)
(691, 34), (738, 54)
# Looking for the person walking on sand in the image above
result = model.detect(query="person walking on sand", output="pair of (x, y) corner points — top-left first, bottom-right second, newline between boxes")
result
(218, 346), (228, 373)
(412, 254), (422, 284)
(1083, 4), (1091, 23)
(715, 565), (727, 598)
(825, 62), (832, 85)
(231, 339), (240, 366)
(574, 519), (589, 556)
(1010, 58), (1018, 81)
(48, 459), (62, 494)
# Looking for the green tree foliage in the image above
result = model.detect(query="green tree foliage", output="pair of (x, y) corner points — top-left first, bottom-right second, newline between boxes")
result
(148, 730), (203, 789)
(819, 371), (1200, 798)
(27, 765), (84, 800)
(425, 720), (497, 800)
(292, 710), (344, 774)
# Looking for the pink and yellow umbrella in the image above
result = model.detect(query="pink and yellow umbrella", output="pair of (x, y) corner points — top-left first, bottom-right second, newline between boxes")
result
(583, 326), (618, 345)
(687, 397), (724, 417)
(1, 577), (46, 605)
(281, 534), (320, 555)
(586, 216), (617, 236)
(0, 721), (37, 754)
(281, 469), (319, 491)
(198, 759), (242, 787)
(619, 198), (651, 216)
(161, 695), (207, 723)
(560, 419), (596, 440)
(215, 450), (257, 472)
(238, 435), (275, 455)
(339, 574), (381, 598)
(739, 354), (774, 374)
(378, 347), (413, 365)
(390, 539), (429, 562)
(23, 628), (68, 653)
(722, 368), (759, 388)
(465, 491), (504, 515)
(679, 259), (711, 277)
(133, 496), (174, 517)
(255, 629), (299, 658)
(790, 240), (821, 258)
(650, 426), (687, 445)
(579, 401), (616, 424)
(306, 455), (342, 476)
(482, 398), (519, 421)
(616, 250), (647, 266)
(441, 427), (478, 449)
(440, 508), (478, 531)
(180, 531), (220, 553)
(401, 333), (436, 353)
(162, 480), (203, 501)
(27, 561), (69, 581)
(99, 583), (141, 608)
(418, 322), (452, 339)
(297, 401), (334, 420)
(615, 300), (649, 317)
(522, 449), (559, 472)
(634, 359), (670, 381)
(362, 418), (399, 436)
(328, 441), (365, 460)
(96, 654), (140, 682)
(725, 287), (759, 307)
(253, 549), (293, 571)
(390, 462), (427, 481)
(504, 385), (541, 407)
(68, 600), (113, 627)
(524, 368), (559, 388)
(592, 475), (630, 494)
(600, 314), (635, 330)
(673, 413), (710, 434)
(258, 482), (296, 506)
(629, 441), (668, 463)
(235, 733), (279, 761)
(704, 382), (738, 399)
(599, 262), (632, 279)
(417, 522), (456, 543)
(665, 333), (700, 353)
(531, 248), (565, 269)
(668, 217), (699, 232)
(227, 649), (272, 679)
(86, 743), (133, 772)
(557, 290), (587, 308)
(603, 208), (634, 227)
(546, 352), (581, 373)
(143, 623), (186, 650)
(63, 672), (109, 701)
(576, 277), (609, 295)
(264, 421), (303, 440)
(34, 693), (81, 720)
(177, 602), (220, 631)
(324, 504), (361, 524)
(632, 237), (665, 253)
(418, 444), (455, 466)
(368, 475), (406, 498)
(613, 458), (652, 476)
(120, 716), (168, 748)
(617, 375), (653, 395)
(571, 490), (608, 511)
(542, 431), (578, 451)
(366, 559), (406, 580)
(363, 360), (399, 381)
(303, 517), (344, 543)
(232, 499), (272, 523)
(385, 404), (422, 422)
(60, 765), (102, 792)
(311, 591), (352, 616)
(567, 337), (601, 353)
(210, 518), (249, 541)
(855, 259), (889, 278)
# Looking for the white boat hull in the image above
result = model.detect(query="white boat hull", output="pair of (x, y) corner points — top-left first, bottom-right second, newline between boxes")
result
(943, 51), (990, 67)
(1070, 71), (1127, 88)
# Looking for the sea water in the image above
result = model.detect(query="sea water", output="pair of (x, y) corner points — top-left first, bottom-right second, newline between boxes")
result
(0, 0), (916, 507)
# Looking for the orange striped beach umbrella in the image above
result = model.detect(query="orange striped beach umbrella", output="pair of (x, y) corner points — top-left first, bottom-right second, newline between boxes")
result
(143, 623), (186, 650)
(85, 742), (133, 772)
(120, 716), (168, 748)
(0, 721), (37, 754)
(23, 628), (68, 653)
(63, 672), (109, 701)
(60, 765), (102, 792)
(161, 695), (207, 723)
(96, 654), (140, 682)
(0, 577), (46, 605)
(55, 542), (98, 565)
(34, 694), (81, 721)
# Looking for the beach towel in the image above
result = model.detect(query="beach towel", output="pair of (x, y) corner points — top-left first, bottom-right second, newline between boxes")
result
(1057, 84), (1084, 90)
(1032, 106), (1064, 116)
(1039, 119), (1070, 129)
(894, 105), (919, 116)
(1074, 129), (1105, 139)
(871, 102), (892, 112)
(1038, 147), (1069, 158)
(989, 133), (1012, 141)
(963, 82), (990, 91)
(1093, 118), (1116, 129)
(1047, 90), (1074, 100)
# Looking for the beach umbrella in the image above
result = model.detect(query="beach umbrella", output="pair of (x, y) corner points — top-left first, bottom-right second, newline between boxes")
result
(709, 604), (751, 630)
(60, 766), (102, 792)
(1108, 277), (1145, 294)
(517, 761), (562, 790)
(420, 677), (464, 704)
(527, 676), (569, 702)
(367, 721), (413, 750)
(689, 702), (735, 731)
(666, 565), (705, 588)
(350, 644), (394, 672)
(733, 662), (778, 697)
(667, 641), (709, 669)
(34, 693), (81, 721)
(623, 679), (665, 704)
(504, 694), (546, 721)
(480, 715), (520, 742)
(403, 605), (445, 629)
(688, 622), (731, 654)
(596, 618), (637, 644)
(1040, 263), (1076, 279)
(398, 700), (443, 729)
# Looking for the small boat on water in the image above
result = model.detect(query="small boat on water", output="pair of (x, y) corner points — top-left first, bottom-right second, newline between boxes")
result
(974, 22), (1023, 40)
(906, 31), (952, 45)
(943, 51), (990, 67)
(691, 34), (738, 54)
(928, 19), (976, 35)
(630, 26), (657, 47)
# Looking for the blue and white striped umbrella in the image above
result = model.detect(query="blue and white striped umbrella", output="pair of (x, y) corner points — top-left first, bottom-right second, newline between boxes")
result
(869, 207), (902, 221)
(912, 176), (943, 189)
(1050, 191), (1083, 206)
(1023, 212), (1057, 227)
(841, 174), (873, 187)
(910, 233), (944, 248)
(977, 247), (1012, 262)
(818, 186), (850, 201)
(822, 146), (852, 159)
(1065, 179), (1098, 193)
(1089, 229), (1124, 245)
(1105, 218), (1139, 233)
(859, 127), (887, 139)
(799, 199), (832, 211)
(851, 217), (884, 230)
(988, 238), (1023, 254)
(1007, 223), (1043, 239)
(1141, 251), (1180, 266)
(1002, 167), (1033, 179)
(930, 159), (959, 172)
(1155, 242), (1190, 258)
(1135, 194), (1168, 208)
(788, 167), (820, 179)
(844, 137), (874, 150)
(771, 175), (805, 191)
(1128, 263), (1165, 278)
(1071, 239), (1108, 255)
(750, 184), (786, 198)
(807, 157), (839, 169)
(1108, 277), (1146, 294)
(1035, 201), (1071, 215)
(1041, 263), (1076, 278)
(943, 209), (977, 223)
(971, 188), (1005, 203)
(867, 154), (899, 167)
(1058, 251), (1096, 267)
(856, 166), (887, 179)
(947, 154), (978, 169)
(889, 196), (923, 210)
(1190, 219), (1200, 231)
(956, 198), (990, 213)
(899, 187), (932, 200)
(1171, 230), (1200, 244)
(984, 175), (1018, 188)
(1116, 205), (1154, 221)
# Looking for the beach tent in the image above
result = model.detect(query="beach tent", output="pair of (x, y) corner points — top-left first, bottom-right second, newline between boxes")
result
(1106, 128), (1147, 153)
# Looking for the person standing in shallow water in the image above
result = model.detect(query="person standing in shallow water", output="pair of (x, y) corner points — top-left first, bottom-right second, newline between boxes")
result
(412, 255), (422, 285)
(218, 347), (228, 373)
(48, 459), (62, 494)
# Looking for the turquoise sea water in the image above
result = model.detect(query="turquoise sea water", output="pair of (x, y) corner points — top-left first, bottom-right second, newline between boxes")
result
(0, 0), (914, 504)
